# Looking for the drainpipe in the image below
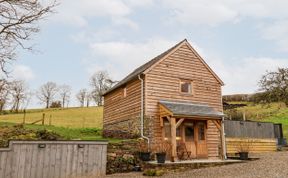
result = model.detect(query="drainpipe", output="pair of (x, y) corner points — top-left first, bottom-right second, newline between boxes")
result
(221, 116), (227, 159)
(138, 75), (150, 148)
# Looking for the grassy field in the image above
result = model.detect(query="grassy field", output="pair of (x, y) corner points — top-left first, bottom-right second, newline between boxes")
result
(0, 107), (103, 128)
(225, 102), (288, 138)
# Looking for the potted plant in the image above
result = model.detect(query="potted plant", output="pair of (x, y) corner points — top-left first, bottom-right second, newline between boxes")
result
(153, 141), (171, 163)
(237, 138), (251, 160)
(138, 139), (151, 161)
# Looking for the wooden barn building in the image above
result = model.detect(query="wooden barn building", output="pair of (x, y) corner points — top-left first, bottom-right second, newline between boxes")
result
(103, 39), (226, 160)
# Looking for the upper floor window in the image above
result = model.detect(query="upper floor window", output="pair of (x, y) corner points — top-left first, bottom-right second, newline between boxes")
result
(180, 80), (193, 94)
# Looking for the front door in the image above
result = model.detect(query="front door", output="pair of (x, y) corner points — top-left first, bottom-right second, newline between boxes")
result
(182, 121), (208, 158)
(184, 122), (197, 158)
(195, 121), (208, 158)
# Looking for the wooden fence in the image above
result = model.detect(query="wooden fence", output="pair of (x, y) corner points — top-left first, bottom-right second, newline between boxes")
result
(224, 120), (275, 138)
(224, 120), (278, 154)
(226, 138), (277, 154)
(0, 140), (108, 178)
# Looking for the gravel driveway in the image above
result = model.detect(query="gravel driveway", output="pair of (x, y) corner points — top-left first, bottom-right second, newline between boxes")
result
(106, 151), (288, 178)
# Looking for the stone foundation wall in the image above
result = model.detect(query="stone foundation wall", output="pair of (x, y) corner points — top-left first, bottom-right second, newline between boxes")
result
(103, 115), (152, 139)
(107, 140), (141, 174)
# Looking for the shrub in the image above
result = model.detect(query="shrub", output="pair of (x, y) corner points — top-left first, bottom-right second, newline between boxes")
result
(50, 101), (61, 108)
(36, 129), (62, 140)
(143, 169), (165, 176)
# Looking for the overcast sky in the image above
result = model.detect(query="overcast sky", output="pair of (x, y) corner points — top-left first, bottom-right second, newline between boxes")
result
(11, 0), (288, 108)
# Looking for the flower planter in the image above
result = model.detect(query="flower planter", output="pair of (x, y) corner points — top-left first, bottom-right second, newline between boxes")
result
(156, 153), (166, 163)
(139, 152), (151, 161)
(239, 152), (249, 160)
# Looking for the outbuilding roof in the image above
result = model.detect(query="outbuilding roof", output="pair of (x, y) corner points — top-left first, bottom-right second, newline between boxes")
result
(159, 100), (224, 118)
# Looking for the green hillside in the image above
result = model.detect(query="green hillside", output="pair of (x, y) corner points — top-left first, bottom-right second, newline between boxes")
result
(225, 102), (288, 138)
(0, 107), (103, 128)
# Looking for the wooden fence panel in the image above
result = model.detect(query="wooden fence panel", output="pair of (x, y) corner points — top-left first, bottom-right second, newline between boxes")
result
(224, 120), (275, 138)
(0, 141), (108, 178)
(226, 137), (277, 154)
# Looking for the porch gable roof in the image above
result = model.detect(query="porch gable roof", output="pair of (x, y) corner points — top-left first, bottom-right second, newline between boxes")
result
(159, 100), (224, 118)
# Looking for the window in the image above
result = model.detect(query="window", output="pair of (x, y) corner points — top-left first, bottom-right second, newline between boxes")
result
(198, 122), (205, 141)
(180, 80), (192, 94)
(164, 121), (171, 141)
(185, 123), (194, 142)
(164, 119), (181, 141)
(123, 87), (127, 97)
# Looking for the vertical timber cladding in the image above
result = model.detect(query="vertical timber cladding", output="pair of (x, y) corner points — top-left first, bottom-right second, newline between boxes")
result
(145, 43), (223, 158)
(0, 141), (108, 178)
(103, 79), (142, 135)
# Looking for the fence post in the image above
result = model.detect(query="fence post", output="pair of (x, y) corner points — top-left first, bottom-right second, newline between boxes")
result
(42, 113), (45, 125)
(22, 109), (26, 124)
(49, 115), (52, 126)
(243, 112), (246, 121)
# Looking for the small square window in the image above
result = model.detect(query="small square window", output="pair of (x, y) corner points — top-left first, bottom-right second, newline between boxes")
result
(180, 80), (192, 94)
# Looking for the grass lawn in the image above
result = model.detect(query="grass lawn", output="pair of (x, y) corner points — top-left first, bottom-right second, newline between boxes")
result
(264, 110), (288, 140)
(0, 107), (103, 128)
(0, 122), (123, 143)
(226, 102), (288, 138)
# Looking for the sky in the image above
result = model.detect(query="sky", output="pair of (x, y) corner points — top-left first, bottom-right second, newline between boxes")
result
(11, 0), (288, 108)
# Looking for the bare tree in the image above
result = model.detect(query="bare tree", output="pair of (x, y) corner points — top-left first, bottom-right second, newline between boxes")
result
(9, 80), (27, 112)
(37, 82), (58, 108)
(59, 84), (71, 108)
(0, 0), (57, 75)
(76, 89), (87, 107)
(0, 79), (10, 112)
(90, 71), (113, 106)
(86, 91), (93, 107)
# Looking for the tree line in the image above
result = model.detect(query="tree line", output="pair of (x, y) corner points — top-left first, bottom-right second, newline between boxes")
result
(0, 70), (114, 112)
(223, 67), (288, 106)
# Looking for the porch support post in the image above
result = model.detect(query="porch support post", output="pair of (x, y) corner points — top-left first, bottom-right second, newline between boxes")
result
(221, 117), (227, 159)
(170, 117), (177, 162)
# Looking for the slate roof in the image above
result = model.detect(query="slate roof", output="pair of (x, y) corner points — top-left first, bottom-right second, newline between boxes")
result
(103, 39), (187, 95)
(160, 100), (224, 118)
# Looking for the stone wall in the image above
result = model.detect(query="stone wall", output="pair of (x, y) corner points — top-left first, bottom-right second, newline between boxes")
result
(103, 116), (152, 139)
(107, 140), (142, 174)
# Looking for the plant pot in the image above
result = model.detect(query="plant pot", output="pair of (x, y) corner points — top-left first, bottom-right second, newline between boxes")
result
(239, 152), (249, 160)
(139, 152), (151, 161)
(156, 152), (166, 163)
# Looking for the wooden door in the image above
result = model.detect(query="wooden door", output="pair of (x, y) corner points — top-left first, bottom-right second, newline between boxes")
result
(183, 122), (196, 158)
(195, 121), (208, 158)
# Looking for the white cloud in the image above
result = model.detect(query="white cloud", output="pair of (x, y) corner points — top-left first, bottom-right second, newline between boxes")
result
(207, 56), (288, 94)
(12, 65), (35, 81)
(87, 38), (177, 80)
(160, 0), (288, 52)
(53, 0), (131, 27)
(53, 0), (154, 28)
(260, 20), (288, 51)
(162, 0), (238, 26)
(161, 0), (288, 26)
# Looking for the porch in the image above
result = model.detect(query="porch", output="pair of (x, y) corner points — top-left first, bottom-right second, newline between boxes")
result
(159, 100), (226, 161)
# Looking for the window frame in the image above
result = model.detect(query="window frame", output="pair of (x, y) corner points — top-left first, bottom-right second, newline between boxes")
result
(179, 79), (194, 95)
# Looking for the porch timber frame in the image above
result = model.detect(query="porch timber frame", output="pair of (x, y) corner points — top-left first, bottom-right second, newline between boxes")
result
(159, 103), (226, 161)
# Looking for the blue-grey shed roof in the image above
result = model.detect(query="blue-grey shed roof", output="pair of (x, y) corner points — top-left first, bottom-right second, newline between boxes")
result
(160, 100), (224, 118)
